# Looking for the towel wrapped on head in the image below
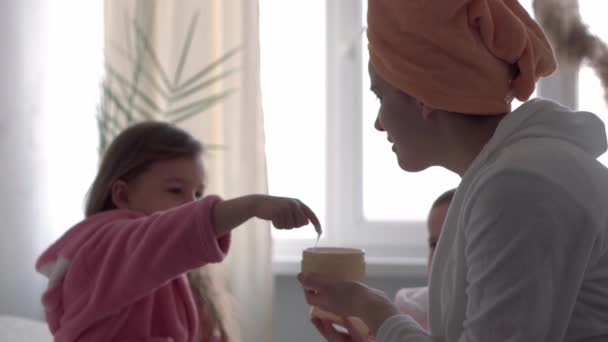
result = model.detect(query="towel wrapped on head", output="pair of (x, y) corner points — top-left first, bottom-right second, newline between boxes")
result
(367, 0), (557, 114)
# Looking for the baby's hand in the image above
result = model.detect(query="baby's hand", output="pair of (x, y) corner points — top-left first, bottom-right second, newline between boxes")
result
(253, 195), (321, 232)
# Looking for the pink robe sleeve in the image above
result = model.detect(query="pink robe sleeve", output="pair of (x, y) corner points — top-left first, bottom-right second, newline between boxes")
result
(65, 196), (230, 315)
(394, 286), (429, 331)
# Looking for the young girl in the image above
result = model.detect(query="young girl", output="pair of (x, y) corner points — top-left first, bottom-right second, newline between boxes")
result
(36, 121), (320, 342)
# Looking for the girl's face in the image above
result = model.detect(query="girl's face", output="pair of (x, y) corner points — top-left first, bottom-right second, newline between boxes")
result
(369, 63), (440, 172)
(112, 158), (205, 214)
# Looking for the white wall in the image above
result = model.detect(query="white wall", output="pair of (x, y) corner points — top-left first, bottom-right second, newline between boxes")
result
(0, 0), (52, 319)
(0, 1), (100, 319)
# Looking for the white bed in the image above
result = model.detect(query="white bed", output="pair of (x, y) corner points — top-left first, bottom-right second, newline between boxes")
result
(0, 315), (53, 342)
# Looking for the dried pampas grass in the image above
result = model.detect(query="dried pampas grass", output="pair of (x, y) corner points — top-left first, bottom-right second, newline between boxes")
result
(534, 0), (608, 104)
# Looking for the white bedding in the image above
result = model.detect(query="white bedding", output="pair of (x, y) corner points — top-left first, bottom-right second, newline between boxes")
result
(0, 315), (52, 342)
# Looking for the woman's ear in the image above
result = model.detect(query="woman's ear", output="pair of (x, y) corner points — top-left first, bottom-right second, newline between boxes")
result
(110, 180), (130, 210)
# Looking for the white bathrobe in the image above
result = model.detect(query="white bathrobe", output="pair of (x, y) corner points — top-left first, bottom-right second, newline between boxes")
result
(377, 99), (608, 341)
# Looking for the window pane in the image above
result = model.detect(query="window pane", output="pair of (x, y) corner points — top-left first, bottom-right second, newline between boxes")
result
(41, 0), (102, 240)
(577, 1), (608, 165)
(260, 0), (326, 239)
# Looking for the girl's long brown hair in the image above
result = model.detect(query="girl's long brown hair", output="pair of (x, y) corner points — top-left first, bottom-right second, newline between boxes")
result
(85, 121), (236, 341)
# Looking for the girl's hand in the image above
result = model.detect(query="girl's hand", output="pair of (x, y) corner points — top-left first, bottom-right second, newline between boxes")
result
(252, 195), (321, 232)
(212, 195), (321, 237)
(298, 273), (399, 335)
(311, 317), (375, 342)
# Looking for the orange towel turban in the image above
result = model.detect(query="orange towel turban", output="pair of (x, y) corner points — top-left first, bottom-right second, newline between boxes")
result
(367, 0), (557, 114)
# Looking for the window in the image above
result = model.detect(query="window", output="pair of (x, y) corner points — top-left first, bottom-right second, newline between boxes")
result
(261, 0), (604, 275)
(40, 0), (102, 241)
(259, 0), (326, 242)
(360, 1), (459, 223)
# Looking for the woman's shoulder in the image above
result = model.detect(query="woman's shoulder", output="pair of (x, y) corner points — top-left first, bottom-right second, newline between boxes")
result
(460, 163), (608, 246)
(472, 138), (608, 214)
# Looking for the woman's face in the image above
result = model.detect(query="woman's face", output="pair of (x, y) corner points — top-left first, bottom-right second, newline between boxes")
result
(369, 63), (438, 172)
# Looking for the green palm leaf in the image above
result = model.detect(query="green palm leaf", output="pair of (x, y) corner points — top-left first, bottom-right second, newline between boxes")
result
(109, 42), (170, 99)
(105, 64), (163, 113)
(173, 11), (199, 87)
(176, 47), (240, 92)
(171, 68), (238, 102)
(97, 9), (240, 154)
(166, 90), (235, 118)
(132, 19), (173, 91)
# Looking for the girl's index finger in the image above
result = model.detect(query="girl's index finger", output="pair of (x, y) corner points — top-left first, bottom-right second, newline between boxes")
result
(299, 202), (322, 236)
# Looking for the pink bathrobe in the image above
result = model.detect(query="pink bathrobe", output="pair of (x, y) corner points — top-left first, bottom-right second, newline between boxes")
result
(394, 287), (429, 331)
(36, 196), (230, 342)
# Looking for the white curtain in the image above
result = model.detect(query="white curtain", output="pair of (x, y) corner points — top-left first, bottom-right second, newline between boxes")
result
(104, 1), (272, 341)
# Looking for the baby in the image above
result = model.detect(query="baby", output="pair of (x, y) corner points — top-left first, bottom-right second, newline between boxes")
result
(394, 188), (455, 331)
